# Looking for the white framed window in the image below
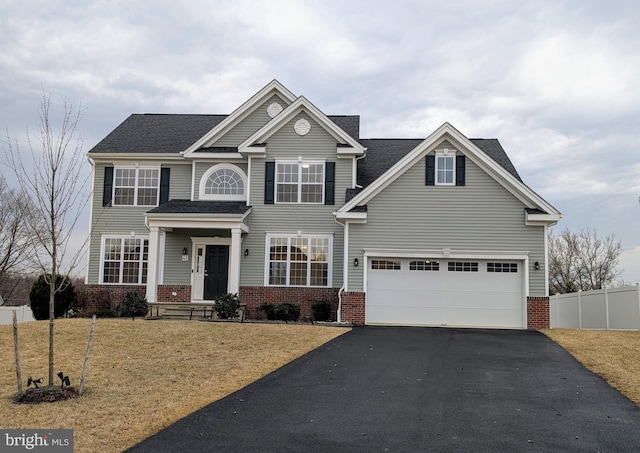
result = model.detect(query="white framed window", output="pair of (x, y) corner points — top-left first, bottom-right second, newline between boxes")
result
(266, 234), (332, 286)
(275, 162), (324, 204)
(101, 236), (149, 284)
(487, 262), (518, 273)
(436, 154), (454, 185)
(371, 259), (401, 270)
(113, 167), (160, 206)
(199, 164), (247, 201)
(410, 260), (440, 271)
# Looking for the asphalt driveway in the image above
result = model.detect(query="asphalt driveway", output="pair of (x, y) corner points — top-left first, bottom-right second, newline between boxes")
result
(127, 327), (640, 452)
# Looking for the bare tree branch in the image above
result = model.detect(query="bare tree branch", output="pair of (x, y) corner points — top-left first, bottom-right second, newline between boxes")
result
(549, 227), (623, 294)
(2, 88), (90, 386)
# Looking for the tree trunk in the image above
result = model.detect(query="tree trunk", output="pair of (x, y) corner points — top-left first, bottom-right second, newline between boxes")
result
(48, 274), (55, 386)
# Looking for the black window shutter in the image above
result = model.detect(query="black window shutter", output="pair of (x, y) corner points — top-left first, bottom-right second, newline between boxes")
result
(425, 155), (435, 186)
(103, 166), (114, 206)
(264, 161), (275, 204)
(456, 155), (466, 186)
(325, 162), (335, 205)
(159, 167), (171, 204)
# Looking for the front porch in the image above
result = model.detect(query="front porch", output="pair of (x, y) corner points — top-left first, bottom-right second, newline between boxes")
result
(145, 200), (252, 303)
(147, 301), (246, 321)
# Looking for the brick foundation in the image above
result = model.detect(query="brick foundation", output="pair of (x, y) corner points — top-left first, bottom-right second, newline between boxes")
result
(157, 285), (192, 303)
(79, 285), (147, 312)
(527, 296), (550, 330)
(341, 291), (365, 325)
(239, 286), (340, 321)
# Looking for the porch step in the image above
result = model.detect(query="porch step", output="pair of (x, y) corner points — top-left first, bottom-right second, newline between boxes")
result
(146, 303), (246, 321)
(147, 303), (215, 321)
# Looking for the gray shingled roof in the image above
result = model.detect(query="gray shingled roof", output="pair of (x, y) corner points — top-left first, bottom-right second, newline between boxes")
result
(357, 138), (521, 188)
(89, 114), (227, 154)
(88, 114), (360, 154)
(147, 200), (251, 215)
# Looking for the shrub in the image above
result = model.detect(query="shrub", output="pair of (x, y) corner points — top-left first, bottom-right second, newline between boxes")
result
(258, 302), (276, 320)
(311, 300), (333, 322)
(29, 274), (76, 321)
(117, 291), (148, 320)
(90, 308), (118, 318)
(275, 302), (301, 323)
(213, 293), (240, 319)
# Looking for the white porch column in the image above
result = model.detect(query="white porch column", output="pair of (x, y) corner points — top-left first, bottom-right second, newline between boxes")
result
(229, 228), (242, 294)
(146, 226), (160, 303)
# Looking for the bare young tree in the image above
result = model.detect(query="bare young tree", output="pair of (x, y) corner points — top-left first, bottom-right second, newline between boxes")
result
(0, 177), (42, 304)
(3, 90), (89, 386)
(548, 227), (623, 294)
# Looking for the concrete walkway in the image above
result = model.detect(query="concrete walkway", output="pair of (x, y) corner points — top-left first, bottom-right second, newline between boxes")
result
(126, 327), (640, 452)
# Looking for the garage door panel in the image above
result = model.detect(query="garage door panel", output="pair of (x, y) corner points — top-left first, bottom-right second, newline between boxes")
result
(366, 258), (524, 328)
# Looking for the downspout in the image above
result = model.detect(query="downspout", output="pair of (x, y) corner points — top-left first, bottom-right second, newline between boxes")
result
(333, 214), (346, 323)
(85, 157), (96, 284)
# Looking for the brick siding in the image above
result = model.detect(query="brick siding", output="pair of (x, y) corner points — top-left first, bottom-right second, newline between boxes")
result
(239, 286), (339, 321)
(527, 296), (550, 330)
(341, 291), (365, 325)
(157, 285), (192, 303)
(80, 284), (146, 312)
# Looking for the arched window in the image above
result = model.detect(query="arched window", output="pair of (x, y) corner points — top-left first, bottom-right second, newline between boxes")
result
(199, 164), (247, 201)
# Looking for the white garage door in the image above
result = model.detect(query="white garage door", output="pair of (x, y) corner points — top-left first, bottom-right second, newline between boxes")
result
(366, 258), (524, 328)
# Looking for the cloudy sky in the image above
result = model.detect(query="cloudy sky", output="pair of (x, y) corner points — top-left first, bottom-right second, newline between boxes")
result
(1, 0), (639, 283)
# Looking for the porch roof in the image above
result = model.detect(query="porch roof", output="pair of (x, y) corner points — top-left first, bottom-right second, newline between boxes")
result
(147, 199), (251, 215)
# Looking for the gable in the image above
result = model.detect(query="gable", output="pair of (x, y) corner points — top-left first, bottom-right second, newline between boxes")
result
(340, 123), (560, 220)
(238, 96), (366, 157)
(207, 94), (290, 149)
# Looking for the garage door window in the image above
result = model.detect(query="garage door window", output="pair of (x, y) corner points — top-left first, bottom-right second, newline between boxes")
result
(448, 261), (478, 272)
(410, 260), (440, 271)
(371, 259), (401, 270)
(487, 262), (518, 273)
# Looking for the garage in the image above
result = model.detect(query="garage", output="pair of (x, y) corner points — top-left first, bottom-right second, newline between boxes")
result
(366, 257), (525, 328)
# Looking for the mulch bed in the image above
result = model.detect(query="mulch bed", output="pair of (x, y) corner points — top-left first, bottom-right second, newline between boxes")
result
(12, 387), (80, 404)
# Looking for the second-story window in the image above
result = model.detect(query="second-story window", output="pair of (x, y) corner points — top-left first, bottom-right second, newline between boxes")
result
(113, 167), (160, 206)
(276, 162), (324, 204)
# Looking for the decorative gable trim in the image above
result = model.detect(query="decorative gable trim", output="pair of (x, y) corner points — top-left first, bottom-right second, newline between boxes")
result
(182, 80), (297, 157)
(237, 96), (366, 157)
(338, 122), (560, 220)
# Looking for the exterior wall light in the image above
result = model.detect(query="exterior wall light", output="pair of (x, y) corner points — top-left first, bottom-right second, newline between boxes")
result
(354, 258), (359, 267)
(182, 247), (188, 256)
(244, 249), (249, 257)
(534, 261), (540, 270)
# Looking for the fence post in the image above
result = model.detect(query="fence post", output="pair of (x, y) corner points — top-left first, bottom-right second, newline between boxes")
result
(637, 283), (640, 331)
(604, 285), (610, 330)
(578, 290), (582, 330)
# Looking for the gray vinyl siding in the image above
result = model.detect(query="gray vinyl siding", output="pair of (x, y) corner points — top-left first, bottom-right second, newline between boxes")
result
(241, 113), (350, 287)
(214, 95), (289, 147)
(193, 162), (249, 201)
(162, 229), (231, 284)
(168, 163), (192, 200)
(347, 151), (547, 296)
(87, 161), (193, 284)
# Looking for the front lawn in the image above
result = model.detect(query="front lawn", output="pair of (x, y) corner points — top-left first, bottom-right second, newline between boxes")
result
(1, 319), (349, 453)
(543, 329), (640, 406)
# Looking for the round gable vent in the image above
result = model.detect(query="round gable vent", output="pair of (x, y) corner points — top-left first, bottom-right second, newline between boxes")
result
(267, 102), (283, 118)
(294, 118), (311, 136)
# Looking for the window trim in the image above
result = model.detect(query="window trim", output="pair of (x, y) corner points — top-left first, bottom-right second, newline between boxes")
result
(275, 160), (325, 204)
(264, 233), (333, 287)
(112, 166), (160, 206)
(435, 151), (455, 186)
(199, 163), (247, 201)
(99, 235), (149, 285)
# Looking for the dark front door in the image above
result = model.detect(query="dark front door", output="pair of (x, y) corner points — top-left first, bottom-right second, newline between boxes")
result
(204, 245), (229, 300)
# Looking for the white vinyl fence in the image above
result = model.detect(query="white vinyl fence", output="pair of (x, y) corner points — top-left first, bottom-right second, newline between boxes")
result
(550, 285), (640, 330)
(0, 305), (36, 325)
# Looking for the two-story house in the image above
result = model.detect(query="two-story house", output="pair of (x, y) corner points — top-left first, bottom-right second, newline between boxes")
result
(85, 80), (560, 329)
